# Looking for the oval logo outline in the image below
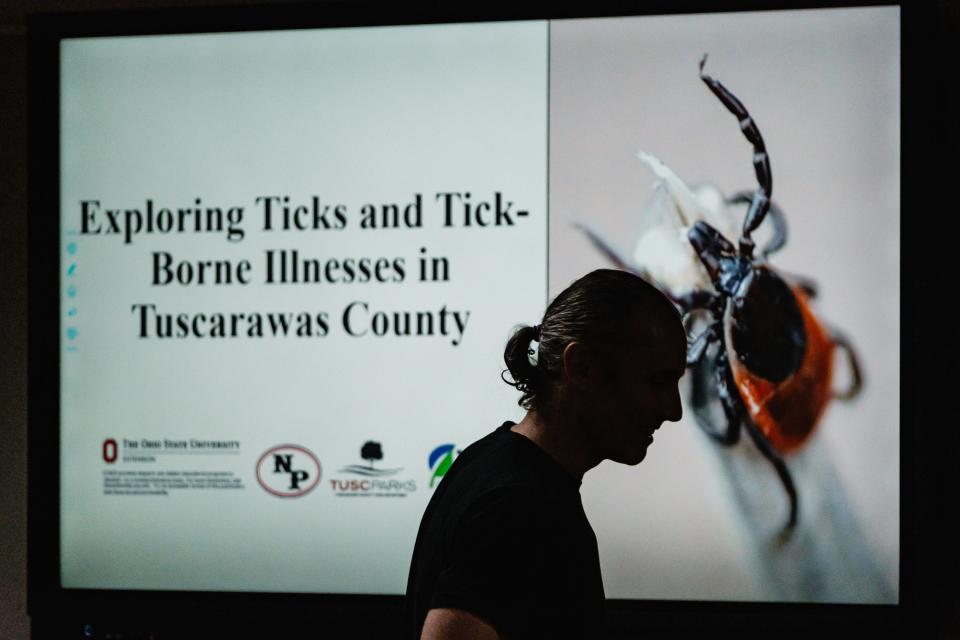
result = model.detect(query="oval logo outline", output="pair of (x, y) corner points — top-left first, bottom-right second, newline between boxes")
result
(256, 444), (322, 497)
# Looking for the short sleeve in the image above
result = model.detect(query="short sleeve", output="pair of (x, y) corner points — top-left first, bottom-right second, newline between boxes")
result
(428, 488), (578, 638)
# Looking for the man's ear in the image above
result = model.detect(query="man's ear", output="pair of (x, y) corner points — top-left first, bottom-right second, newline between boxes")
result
(560, 341), (592, 387)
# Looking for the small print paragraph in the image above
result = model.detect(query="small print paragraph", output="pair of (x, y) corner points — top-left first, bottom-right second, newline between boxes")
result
(104, 470), (245, 495)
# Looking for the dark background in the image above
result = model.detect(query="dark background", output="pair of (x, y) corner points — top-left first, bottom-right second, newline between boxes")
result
(2, 2), (957, 638)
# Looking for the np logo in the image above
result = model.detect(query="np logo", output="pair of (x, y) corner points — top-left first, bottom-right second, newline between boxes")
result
(256, 445), (321, 497)
(428, 444), (459, 488)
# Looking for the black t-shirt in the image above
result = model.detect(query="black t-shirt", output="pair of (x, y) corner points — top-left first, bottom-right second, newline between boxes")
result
(405, 422), (606, 639)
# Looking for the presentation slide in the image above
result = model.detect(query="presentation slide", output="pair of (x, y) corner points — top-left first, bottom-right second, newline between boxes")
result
(59, 7), (898, 603)
(60, 21), (548, 593)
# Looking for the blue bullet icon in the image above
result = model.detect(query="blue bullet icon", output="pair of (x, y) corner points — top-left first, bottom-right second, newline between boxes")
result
(67, 284), (77, 298)
(67, 307), (78, 317)
(67, 327), (78, 340)
(67, 263), (77, 276)
(67, 242), (77, 255)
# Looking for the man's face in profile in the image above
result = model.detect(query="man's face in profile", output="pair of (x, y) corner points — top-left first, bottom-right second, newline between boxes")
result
(590, 306), (687, 465)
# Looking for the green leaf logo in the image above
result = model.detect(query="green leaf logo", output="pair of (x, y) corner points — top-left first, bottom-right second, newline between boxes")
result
(428, 444), (456, 488)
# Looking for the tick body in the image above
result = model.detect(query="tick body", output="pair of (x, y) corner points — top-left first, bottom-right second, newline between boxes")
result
(578, 55), (864, 530)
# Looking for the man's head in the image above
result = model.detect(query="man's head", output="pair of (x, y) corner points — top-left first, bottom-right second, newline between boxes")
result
(503, 269), (686, 464)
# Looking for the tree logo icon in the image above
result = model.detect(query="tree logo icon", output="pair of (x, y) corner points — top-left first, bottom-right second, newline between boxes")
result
(428, 444), (458, 488)
(339, 441), (402, 477)
(361, 441), (383, 469)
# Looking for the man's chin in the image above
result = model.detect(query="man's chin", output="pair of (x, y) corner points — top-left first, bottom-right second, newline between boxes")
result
(614, 443), (649, 466)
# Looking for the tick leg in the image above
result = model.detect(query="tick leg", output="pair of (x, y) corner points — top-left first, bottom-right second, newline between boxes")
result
(689, 350), (795, 529)
(689, 348), (741, 446)
(742, 415), (799, 529)
(686, 321), (720, 368)
(677, 290), (719, 314)
(713, 351), (743, 445)
(682, 295), (723, 337)
(699, 55), (771, 259)
(830, 330), (864, 400)
(727, 190), (787, 258)
(574, 221), (637, 273)
(687, 350), (726, 438)
(575, 220), (689, 308)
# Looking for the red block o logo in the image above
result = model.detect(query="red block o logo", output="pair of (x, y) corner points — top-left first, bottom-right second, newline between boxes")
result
(103, 438), (118, 463)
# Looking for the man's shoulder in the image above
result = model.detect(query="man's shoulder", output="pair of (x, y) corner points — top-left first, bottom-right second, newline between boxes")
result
(439, 423), (571, 503)
(455, 484), (570, 546)
(437, 432), (582, 547)
(407, 425), (604, 640)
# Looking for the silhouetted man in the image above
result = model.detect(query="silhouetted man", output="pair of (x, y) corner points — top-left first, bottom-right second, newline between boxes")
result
(406, 269), (686, 639)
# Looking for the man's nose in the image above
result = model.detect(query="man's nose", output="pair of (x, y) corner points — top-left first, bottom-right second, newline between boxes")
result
(664, 385), (683, 423)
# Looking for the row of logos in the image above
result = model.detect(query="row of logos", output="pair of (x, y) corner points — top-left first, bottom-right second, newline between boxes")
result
(258, 441), (459, 498)
(102, 438), (459, 498)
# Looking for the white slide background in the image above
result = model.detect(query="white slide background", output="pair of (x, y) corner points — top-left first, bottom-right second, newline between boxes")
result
(60, 21), (548, 593)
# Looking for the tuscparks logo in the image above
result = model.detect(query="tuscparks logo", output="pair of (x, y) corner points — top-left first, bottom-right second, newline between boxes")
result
(338, 440), (402, 477)
(256, 445), (321, 497)
(330, 441), (416, 497)
(428, 444), (459, 488)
